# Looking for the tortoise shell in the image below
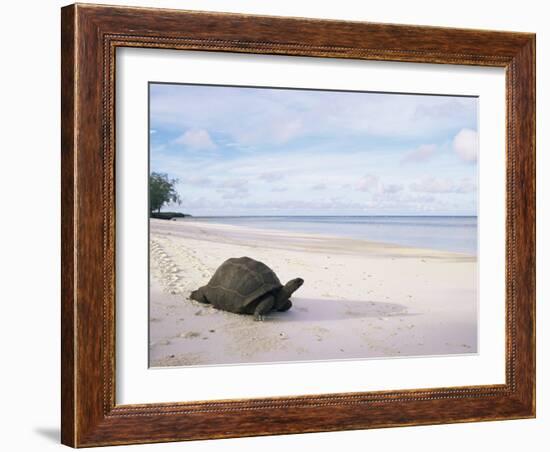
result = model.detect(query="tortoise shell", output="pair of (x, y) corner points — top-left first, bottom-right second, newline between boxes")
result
(201, 257), (282, 314)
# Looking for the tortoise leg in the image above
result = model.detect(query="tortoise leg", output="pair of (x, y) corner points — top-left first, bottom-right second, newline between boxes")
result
(253, 295), (275, 321)
(277, 300), (292, 312)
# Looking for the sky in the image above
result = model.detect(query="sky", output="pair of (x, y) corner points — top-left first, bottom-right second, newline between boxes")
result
(149, 83), (478, 216)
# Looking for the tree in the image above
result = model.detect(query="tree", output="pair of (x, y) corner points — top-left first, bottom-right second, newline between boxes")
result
(149, 172), (181, 214)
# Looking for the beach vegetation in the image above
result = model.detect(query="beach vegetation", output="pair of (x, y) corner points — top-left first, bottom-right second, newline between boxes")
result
(150, 172), (181, 214)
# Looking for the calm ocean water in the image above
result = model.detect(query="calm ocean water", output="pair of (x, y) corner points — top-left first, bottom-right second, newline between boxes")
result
(182, 216), (478, 255)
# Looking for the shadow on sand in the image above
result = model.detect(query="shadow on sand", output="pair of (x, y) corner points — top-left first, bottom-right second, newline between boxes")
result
(269, 297), (416, 323)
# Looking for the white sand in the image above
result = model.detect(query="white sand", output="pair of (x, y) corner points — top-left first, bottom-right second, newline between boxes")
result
(149, 219), (477, 367)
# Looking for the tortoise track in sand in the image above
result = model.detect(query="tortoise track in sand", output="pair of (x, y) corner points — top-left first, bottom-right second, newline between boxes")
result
(150, 235), (215, 298)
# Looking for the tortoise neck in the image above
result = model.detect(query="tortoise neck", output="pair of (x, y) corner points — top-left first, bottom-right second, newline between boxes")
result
(280, 278), (304, 299)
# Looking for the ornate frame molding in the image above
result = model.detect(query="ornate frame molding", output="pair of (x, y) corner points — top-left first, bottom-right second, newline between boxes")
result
(62, 4), (535, 447)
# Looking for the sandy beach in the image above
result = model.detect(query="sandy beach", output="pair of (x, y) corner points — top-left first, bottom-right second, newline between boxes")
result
(149, 219), (477, 367)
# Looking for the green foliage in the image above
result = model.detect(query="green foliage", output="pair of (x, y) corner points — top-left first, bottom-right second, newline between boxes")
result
(149, 172), (181, 213)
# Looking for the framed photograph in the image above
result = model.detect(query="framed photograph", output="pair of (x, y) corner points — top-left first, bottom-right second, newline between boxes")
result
(61, 3), (536, 447)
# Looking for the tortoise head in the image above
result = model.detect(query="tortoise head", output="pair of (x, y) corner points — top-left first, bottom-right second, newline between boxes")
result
(283, 278), (304, 296)
(274, 278), (304, 310)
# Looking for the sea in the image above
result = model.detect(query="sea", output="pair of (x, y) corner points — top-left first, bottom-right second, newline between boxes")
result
(180, 216), (478, 256)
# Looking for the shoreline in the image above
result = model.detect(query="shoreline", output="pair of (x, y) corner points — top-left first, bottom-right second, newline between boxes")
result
(152, 219), (476, 261)
(149, 219), (478, 367)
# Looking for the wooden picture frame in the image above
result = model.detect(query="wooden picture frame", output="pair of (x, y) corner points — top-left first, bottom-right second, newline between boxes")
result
(61, 3), (535, 447)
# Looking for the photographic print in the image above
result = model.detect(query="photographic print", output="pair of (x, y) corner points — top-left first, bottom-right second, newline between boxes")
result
(148, 83), (478, 368)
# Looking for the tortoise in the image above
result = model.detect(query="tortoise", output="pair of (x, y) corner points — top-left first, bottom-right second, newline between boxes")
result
(189, 256), (304, 321)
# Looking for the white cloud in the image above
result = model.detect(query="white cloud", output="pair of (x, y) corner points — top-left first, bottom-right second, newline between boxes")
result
(410, 177), (476, 194)
(453, 128), (478, 162)
(218, 179), (248, 190)
(382, 183), (404, 194)
(148, 86), (478, 215)
(240, 198), (366, 212)
(221, 191), (249, 199)
(455, 178), (477, 193)
(150, 84), (478, 147)
(370, 192), (438, 211)
(311, 183), (327, 190)
(259, 171), (284, 182)
(413, 99), (473, 120)
(272, 118), (304, 144)
(182, 175), (212, 187)
(152, 142), (477, 215)
(401, 144), (437, 164)
(216, 178), (250, 198)
(174, 129), (217, 151)
(357, 174), (380, 192)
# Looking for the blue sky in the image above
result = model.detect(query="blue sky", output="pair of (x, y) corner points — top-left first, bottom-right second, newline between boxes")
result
(149, 83), (478, 216)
